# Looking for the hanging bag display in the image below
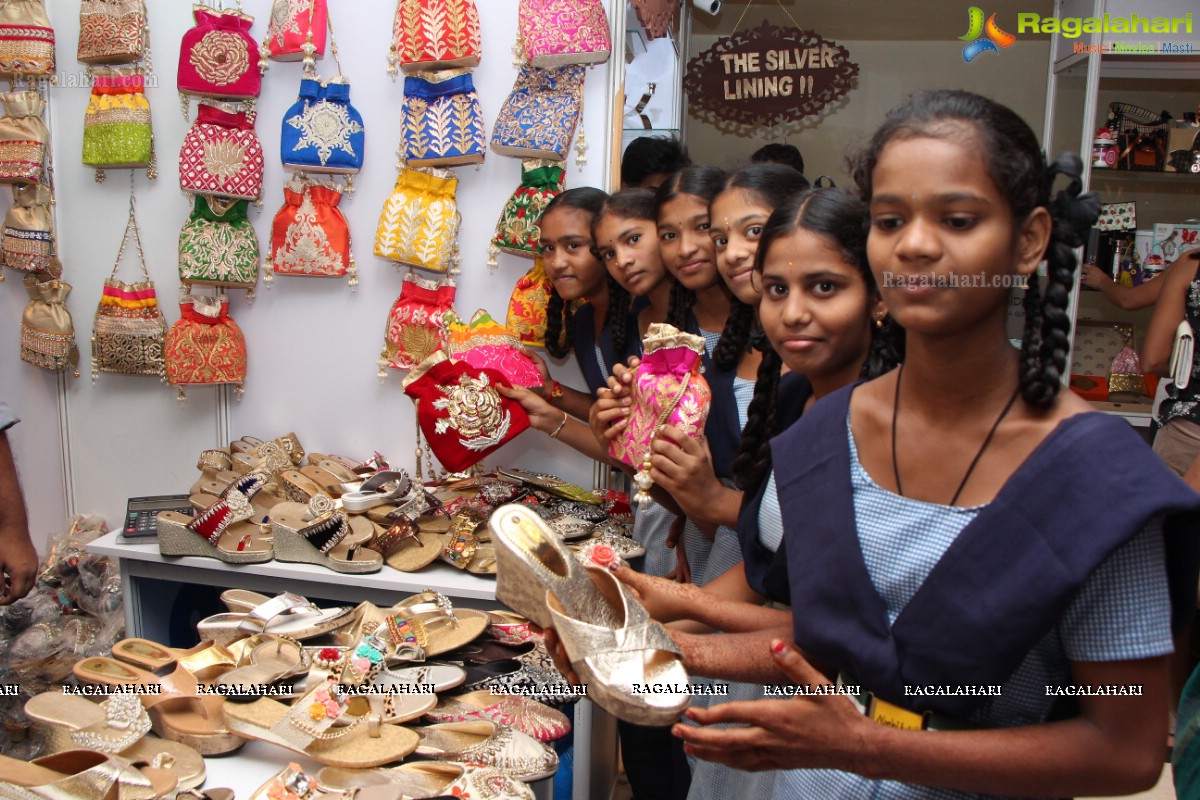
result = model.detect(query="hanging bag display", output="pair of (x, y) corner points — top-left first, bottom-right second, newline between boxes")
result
(401, 68), (485, 167)
(609, 324), (711, 501)
(262, 0), (326, 63)
(179, 99), (264, 201)
(2, 182), (53, 274)
(91, 197), (167, 378)
(178, 195), (260, 297)
(164, 294), (247, 398)
(506, 256), (551, 348)
(489, 158), (565, 263)
(0, 0), (55, 79)
(0, 90), (47, 184)
(269, 179), (355, 285)
(82, 67), (156, 178)
(401, 350), (530, 473)
(518, 0), (611, 67)
(491, 65), (585, 161)
(178, 3), (262, 101)
(77, 0), (148, 65)
(20, 273), (78, 376)
(374, 166), (460, 273)
(388, 0), (481, 77)
(378, 272), (456, 374)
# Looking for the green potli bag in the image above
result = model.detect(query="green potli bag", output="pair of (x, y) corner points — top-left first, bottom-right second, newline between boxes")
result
(486, 158), (565, 266)
(178, 195), (260, 301)
(1175, 662), (1200, 798)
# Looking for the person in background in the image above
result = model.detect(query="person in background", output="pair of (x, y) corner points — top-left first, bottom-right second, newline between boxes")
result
(1143, 251), (1200, 477)
(751, 143), (805, 176)
(621, 136), (691, 190)
(0, 400), (38, 605)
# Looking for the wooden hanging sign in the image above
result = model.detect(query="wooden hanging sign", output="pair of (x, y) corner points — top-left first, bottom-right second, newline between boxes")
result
(684, 21), (859, 129)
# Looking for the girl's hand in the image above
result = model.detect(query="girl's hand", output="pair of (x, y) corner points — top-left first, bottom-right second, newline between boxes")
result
(527, 351), (555, 393)
(612, 563), (704, 623)
(1081, 263), (1113, 290)
(605, 358), (640, 399)
(497, 384), (565, 435)
(650, 425), (723, 522)
(589, 388), (631, 443)
(674, 640), (871, 774)
(664, 515), (691, 584)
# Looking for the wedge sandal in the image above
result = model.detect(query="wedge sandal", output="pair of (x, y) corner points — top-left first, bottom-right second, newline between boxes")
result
(270, 496), (383, 573)
(156, 472), (273, 564)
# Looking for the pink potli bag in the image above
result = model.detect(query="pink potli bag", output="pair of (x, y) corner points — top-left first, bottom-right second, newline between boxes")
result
(609, 324), (711, 502)
(517, 0), (610, 67)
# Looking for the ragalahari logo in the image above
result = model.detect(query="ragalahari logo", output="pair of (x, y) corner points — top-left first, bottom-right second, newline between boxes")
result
(960, 7), (1016, 62)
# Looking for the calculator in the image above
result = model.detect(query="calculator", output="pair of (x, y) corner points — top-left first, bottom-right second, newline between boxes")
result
(120, 494), (193, 543)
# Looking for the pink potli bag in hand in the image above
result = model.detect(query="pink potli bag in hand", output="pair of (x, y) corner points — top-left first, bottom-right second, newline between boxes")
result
(609, 324), (711, 503)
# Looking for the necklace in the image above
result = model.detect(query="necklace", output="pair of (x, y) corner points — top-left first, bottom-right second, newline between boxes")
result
(890, 363), (1021, 506)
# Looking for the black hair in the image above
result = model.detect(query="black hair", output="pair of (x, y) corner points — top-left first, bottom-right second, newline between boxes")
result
(542, 188), (609, 359)
(850, 89), (1099, 408)
(732, 188), (905, 494)
(594, 189), (658, 357)
(655, 166), (728, 334)
(620, 136), (691, 189)
(750, 143), (805, 175)
(711, 164), (812, 371)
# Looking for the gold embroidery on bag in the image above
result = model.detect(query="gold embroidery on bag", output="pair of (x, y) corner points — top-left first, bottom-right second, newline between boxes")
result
(202, 139), (248, 178)
(191, 30), (250, 86)
(433, 372), (513, 451)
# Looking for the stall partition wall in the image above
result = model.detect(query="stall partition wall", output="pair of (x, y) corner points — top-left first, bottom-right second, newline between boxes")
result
(5, 0), (621, 553)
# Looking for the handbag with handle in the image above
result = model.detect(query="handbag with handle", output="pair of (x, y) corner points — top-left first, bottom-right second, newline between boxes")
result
(178, 3), (262, 101)
(20, 273), (78, 376)
(2, 182), (53, 274)
(77, 0), (148, 65)
(401, 68), (485, 167)
(1171, 319), (1195, 391)
(490, 159), (566, 263)
(374, 166), (461, 273)
(491, 65), (586, 161)
(388, 0), (481, 77)
(269, 179), (354, 285)
(263, 0), (326, 63)
(379, 272), (456, 373)
(0, 91), (47, 184)
(92, 199), (167, 378)
(0, 0), (55, 78)
(179, 195), (260, 297)
(164, 294), (247, 397)
(179, 99), (264, 201)
(518, 0), (610, 67)
(82, 67), (156, 178)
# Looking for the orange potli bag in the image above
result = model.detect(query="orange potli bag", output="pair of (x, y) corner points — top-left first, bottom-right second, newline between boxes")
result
(164, 294), (247, 400)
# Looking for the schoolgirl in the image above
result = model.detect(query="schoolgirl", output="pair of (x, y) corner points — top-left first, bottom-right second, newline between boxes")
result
(673, 90), (1200, 800)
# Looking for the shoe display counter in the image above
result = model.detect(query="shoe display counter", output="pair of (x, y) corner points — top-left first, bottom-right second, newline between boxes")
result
(85, 532), (618, 800)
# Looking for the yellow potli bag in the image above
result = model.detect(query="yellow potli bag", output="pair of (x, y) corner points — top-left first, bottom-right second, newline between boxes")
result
(374, 166), (460, 273)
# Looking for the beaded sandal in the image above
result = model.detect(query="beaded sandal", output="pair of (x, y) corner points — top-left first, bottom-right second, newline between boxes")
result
(411, 721), (559, 782)
(24, 691), (208, 791)
(271, 496), (383, 574)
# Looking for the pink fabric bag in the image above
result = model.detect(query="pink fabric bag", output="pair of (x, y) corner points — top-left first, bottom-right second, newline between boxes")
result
(609, 324), (711, 480)
(446, 309), (542, 388)
(518, 0), (610, 67)
(178, 100), (264, 201)
(178, 5), (262, 100)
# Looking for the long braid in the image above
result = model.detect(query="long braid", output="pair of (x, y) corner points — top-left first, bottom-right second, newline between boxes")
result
(733, 342), (782, 494)
(606, 274), (632, 357)
(861, 316), (906, 380)
(544, 290), (569, 358)
(667, 281), (695, 330)
(714, 298), (755, 372)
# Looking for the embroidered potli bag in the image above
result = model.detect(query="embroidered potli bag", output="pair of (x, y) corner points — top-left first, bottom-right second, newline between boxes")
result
(488, 158), (565, 265)
(91, 193), (167, 379)
(82, 66), (156, 181)
(164, 293), (247, 400)
(517, 0), (610, 67)
(401, 350), (530, 473)
(1, 182), (53, 276)
(445, 308), (543, 388)
(610, 324), (711, 502)
(178, 195), (260, 299)
(378, 271), (456, 375)
(261, 0), (326, 64)
(491, 65), (587, 164)
(269, 177), (355, 287)
(0, 0), (55, 79)
(506, 256), (552, 348)
(77, 0), (148, 66)
(179, 99), (264, 201)
(388, 0), (481, 78)
(374, 166), (460, 273)
(0, 90), (47, 184)
(178, 1), (263, 118)
(401, 68), (485, 168)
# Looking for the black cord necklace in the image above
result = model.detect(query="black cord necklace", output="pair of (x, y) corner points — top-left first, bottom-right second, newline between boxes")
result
(891, 363), (1022, 506)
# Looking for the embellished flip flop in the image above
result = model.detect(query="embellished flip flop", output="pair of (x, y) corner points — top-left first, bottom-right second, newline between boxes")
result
(368, 516), (447, 573)
(214, 635), (307, 694)
(198, 592), (354, 646)
(253, 763), (400, 800)
(271, 496), (383, 573)
(320, 761), (535, 800)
